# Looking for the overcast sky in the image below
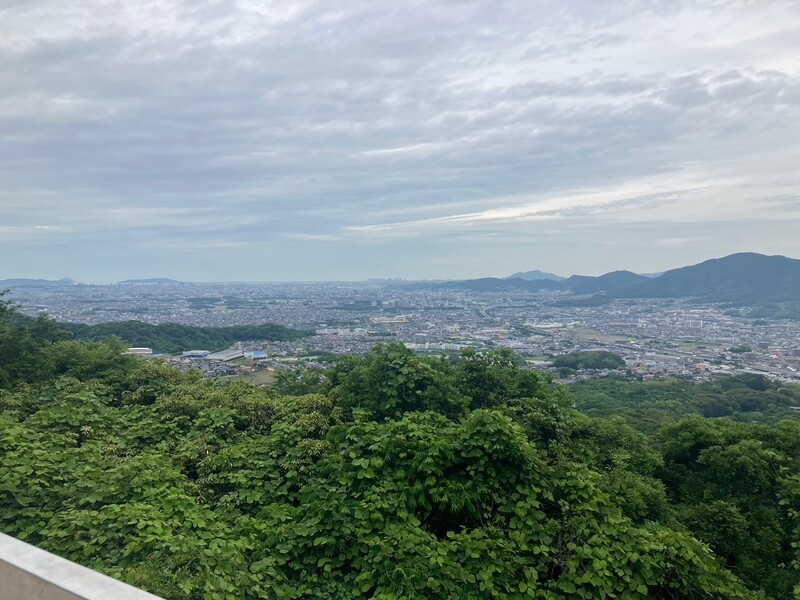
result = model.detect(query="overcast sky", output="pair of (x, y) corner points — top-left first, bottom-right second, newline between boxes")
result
(1, 0), (799, 282)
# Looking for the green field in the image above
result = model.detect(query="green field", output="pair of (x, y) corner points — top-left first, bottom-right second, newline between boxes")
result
(231, 369), (276, 385)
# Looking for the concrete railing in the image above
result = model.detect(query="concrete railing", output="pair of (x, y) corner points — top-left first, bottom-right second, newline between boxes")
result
(0, 532), (163, 600)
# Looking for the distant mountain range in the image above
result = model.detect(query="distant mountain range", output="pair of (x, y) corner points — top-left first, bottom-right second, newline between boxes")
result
(505, 269), (564, 282)
(117, 278), (180, 285)
(422, 253), (800, 303)
(5, 253), (798, 304)
(564, 270), (649, 294)
(430, 278), (564, 292)
(0, 278), (75, 288)
(612, 253), (800, 302)
(432, 272), (642, 294)
(0, 277), (184, 288)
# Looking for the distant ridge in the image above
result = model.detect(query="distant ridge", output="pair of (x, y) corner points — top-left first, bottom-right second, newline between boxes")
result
(118, 278), (180, 285)
(410, 253), (800, 303)
(65, 320), (307, 353)
(564, 270), (649, 294)
(433, 277), (563, 292)
(423, 270), (649, 295)
(8, 312), (309, 354)
(0, 278), (75, 288)
(613, 253), (800, 302)
(506, 269), (564, 282)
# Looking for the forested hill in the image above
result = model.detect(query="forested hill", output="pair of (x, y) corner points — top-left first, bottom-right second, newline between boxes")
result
(9, 312), (308, 354)
(572, 374), (800, 434)
(2, 298), (799, 598)
(414, 253), (800, 303)
(506, 269), (563, 281)
(564, 270), (648, 294)
(552, 350), (626, 373)
(614, 252), (800, 302)
(65, 320), (308, 353)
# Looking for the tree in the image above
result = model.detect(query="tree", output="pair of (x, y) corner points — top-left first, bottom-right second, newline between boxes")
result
(456, 348), (549, 410)
(328, 343), (467, 420)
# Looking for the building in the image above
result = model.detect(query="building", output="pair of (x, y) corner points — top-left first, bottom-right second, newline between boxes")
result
(206, 349), (245, 362)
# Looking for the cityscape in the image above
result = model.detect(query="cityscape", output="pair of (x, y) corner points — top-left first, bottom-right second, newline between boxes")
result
(8, 279), (800, 383)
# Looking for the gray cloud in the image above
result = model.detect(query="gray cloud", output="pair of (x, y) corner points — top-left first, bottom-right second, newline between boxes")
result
(1, 0), (799, 281)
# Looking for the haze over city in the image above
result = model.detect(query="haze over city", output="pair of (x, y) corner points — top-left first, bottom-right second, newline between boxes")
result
(2, 0), (800, 282)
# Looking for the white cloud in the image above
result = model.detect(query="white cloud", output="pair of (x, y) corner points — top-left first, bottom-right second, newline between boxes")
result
(1, 0), (799, 279)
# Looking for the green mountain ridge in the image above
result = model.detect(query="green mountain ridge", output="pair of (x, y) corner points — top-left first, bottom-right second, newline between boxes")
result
(9, 312), (308, 354)
(506, 269), (564, 281)
(565, 270), (649, 294)
(613, 252), (800, 302)
(64, 320), (309, 353)
(418, 253), (800, 304)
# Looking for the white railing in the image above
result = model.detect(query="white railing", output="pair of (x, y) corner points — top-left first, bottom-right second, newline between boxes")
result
(0, 532), (163, 600)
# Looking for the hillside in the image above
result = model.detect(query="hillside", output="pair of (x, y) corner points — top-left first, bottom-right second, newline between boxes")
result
(615, 253), (800, 302)
(573, 374), (800, 434)
(564, 270), (649, 294)
(552, 350), (625, 372)
(430, 271), (649, 295)
(505, 269), (564, 281)
(64, 320), (308, 353)
(420, 253), (800, 304)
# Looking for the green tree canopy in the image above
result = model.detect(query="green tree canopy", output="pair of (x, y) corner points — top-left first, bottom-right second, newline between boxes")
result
(0, 308), (788, 598)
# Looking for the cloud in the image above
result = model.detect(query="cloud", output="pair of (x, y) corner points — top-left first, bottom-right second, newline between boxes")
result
(0, 225), (68, 237)
(346, 168), (751, 236)
(0, 0), (799, 280)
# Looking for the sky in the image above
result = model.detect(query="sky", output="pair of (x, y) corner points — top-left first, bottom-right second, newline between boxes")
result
(1, 0), (799, 282)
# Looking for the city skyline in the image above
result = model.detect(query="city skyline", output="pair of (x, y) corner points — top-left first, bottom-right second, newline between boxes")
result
(2, 1), (800, 281)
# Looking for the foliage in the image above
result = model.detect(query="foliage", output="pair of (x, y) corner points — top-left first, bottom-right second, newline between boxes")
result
(551, 351), (625, 372)
(742, 301), (800, 321)
(5, 299), (308, 355)
(655, 417), (800, 598)
(456, 348), (553, 410)
(0, 306), (787, 598)
(0, 294), (138, 389)
(326, 343), (468, 420)
(573, 375), (800, 434)
(729, 345), (752, 354)
(64, 320), (308, 353)
(273, 366), (328, 396)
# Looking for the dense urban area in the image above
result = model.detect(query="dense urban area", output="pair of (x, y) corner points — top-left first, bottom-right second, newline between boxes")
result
(7, 280), (800, 383)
